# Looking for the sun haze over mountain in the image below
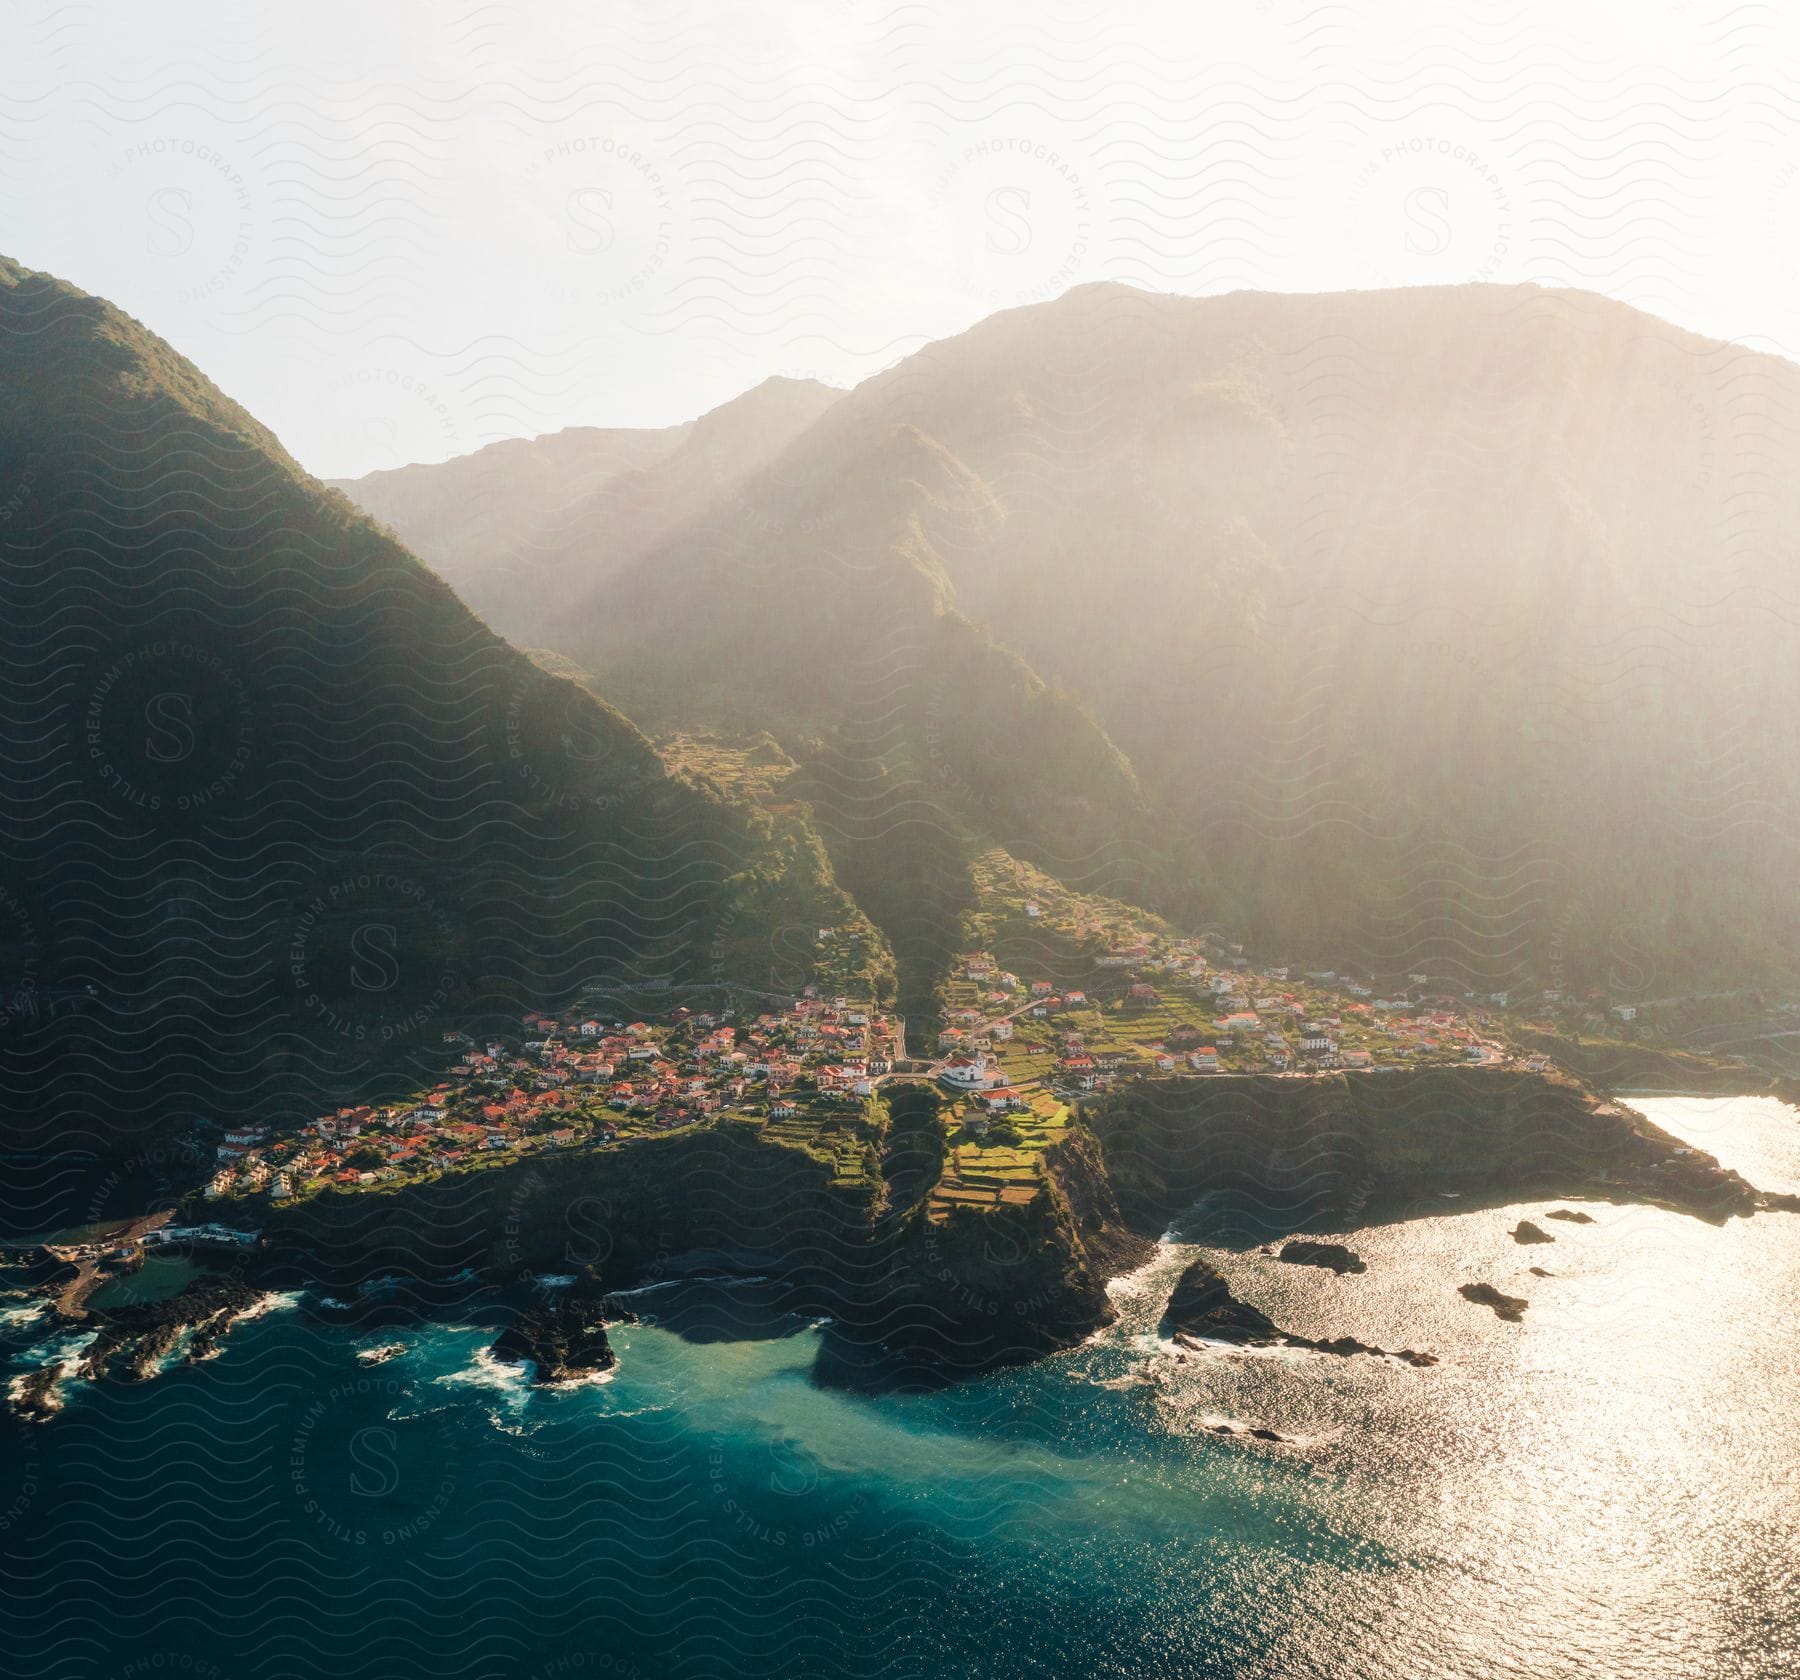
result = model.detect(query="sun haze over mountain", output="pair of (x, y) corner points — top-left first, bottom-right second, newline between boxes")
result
(336, 278), (1800, 993)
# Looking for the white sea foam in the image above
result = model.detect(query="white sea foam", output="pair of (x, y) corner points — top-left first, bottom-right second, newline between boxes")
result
(436, 1345), (530, 1394)
(236, 1289), (302, 1321)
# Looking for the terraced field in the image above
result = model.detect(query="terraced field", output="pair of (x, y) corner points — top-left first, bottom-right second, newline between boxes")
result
(926, 1088), (1070, 1220)
(757, 1098), (885, 1190)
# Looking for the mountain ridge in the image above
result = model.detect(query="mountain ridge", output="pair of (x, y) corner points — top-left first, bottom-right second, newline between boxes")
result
(0, 255), (875, 1178)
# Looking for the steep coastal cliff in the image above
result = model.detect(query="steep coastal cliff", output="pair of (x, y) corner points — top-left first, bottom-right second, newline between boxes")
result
(260, 1102), (1141, 1374)
(262, 1118), (880, 1290)
(1086, 1068), (1765, 1228)
(14, 1068), (1780, 1418)
(261, 1069), (1766, 1366)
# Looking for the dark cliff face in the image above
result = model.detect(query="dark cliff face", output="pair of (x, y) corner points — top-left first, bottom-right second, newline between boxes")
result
(261, 1105), (1144, 1375)
(246, 1069), (1765, 1376)
(263, 1122), (880, 1291)
(873, 1125), (1146, 1372)
(1087, 1068), (1761, 1228)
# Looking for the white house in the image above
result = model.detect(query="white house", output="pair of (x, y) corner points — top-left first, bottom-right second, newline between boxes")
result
(940, 1054), (1002, 1091)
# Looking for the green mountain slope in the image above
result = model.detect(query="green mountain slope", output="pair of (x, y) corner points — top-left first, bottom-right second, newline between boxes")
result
(471, 281), (1800, 994)
(332, 376), (843, 651)
(861, 283), (1800, 986)
(327, 420), (690, 611)
(335, 390), (1168, 1017)
(0, 256), (859, 1174)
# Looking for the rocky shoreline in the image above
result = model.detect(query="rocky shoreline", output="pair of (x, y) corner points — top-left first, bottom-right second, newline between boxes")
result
(7, 1069), (1796, 1416)
(7, 1273), (270, 1423)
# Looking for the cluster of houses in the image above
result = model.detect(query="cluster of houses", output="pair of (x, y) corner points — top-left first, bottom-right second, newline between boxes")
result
(936, 935), (1502, 1107)
(204, 990), (903, 1201)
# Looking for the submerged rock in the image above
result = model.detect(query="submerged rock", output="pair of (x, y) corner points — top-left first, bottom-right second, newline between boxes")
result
(491, 1295), (616, 1385)
(1277, 1240), (1367, 1275)
(1511, 1221), (1555, 1245)
(1206, 1421), (1289, 1443)
(1459, 1282), (1528, 1321)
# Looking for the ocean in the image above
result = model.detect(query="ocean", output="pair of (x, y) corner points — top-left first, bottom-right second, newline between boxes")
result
(2, 1095), (1796, 1679)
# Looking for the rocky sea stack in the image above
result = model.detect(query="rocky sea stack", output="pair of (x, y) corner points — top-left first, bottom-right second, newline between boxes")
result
(1459, 1282), (1529, 1321)
(491, 1293), (620, 1385)
(1278, 1240), (1367, 1275)
(1163, 1258), (1435, 1366)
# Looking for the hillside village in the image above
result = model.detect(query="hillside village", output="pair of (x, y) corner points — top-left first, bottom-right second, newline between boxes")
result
(931, 850), (1507, 1097)
(207, 989), (905, 1203)
(202, 839), (1788, 1220)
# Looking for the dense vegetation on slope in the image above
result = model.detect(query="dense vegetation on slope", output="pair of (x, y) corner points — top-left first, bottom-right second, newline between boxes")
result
(337, 386), (1169, 1007)
(0, 257), (843, 1174)
(339, 281), (1800, 996)
(775, 283), (1800, 987)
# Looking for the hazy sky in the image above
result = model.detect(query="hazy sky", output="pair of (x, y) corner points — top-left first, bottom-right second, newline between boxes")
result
(7, 0), (1800, 476)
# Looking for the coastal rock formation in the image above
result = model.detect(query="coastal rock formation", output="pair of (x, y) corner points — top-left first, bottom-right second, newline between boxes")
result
(1459, 1282), (1528, 1321)
(1164, 1258), (1435, 1366)
(1206, 1421), (1289, 1443)
(491, 1296), (617, 1384)
(1511, 1221), (1555, 1244)
(9, 1364), (64, 1424)
(6, 1275), (269, 1417)
(1164, 1259), (1282, 1345)
(1278, 1240), (1367, 1275)
(79, 1277), (265, 1381)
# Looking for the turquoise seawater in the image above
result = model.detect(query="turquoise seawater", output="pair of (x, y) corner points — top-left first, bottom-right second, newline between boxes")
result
(2, 1096), (1797, 1678)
